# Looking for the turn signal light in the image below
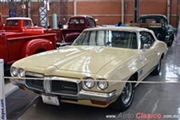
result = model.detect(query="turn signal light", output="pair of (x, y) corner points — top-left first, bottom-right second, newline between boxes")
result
(91, 100), (110, 105)
(19, 86), (25, 90)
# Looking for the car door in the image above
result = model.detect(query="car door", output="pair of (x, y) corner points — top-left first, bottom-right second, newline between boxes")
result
(138, 31), (158, 79)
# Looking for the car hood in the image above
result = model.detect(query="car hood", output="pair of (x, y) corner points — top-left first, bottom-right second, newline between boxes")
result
(20, 46), (136, 74)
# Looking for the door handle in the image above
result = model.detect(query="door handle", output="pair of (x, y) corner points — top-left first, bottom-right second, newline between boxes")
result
(154, 50), (158, 52)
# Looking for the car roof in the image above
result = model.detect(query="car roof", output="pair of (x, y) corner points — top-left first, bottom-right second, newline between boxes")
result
(69, 15), (93, 19)
(140, 14), (167, 18)
(7, 17), (32, 20)
(84, 26), (150, 32)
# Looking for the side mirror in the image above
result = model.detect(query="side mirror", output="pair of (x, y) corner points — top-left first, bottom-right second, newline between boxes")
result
(143, 44), (150, 49)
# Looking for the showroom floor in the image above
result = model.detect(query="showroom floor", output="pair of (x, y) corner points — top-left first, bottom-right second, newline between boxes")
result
(6, 42), (180, 120)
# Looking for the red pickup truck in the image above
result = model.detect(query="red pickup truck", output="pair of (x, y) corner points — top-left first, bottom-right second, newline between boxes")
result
(0, 13), (56, 71)
(45, 15), (97, 46)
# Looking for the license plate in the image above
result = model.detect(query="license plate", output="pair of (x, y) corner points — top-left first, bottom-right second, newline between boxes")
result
(42, 94), (60, 106)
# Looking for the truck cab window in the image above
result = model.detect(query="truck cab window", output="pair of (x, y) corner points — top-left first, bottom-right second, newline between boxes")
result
(70, 19), (85, 24)
(8, 20), (18, 25)
(24, 20), (31, 27)
(88, 18), (95, 27)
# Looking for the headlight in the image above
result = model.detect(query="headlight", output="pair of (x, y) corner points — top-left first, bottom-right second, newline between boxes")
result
(97, 79), (108, 90)
(10, 67), (17, 76)
(18, 68), (25, 77)
(84, 77), (94, 89)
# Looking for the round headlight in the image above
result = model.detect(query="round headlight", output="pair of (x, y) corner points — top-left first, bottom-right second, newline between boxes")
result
(84, 77), (94, 89)
(18, 68), (25, 77)
(97, 79), (108, 90)
(10, 67), (17, 76)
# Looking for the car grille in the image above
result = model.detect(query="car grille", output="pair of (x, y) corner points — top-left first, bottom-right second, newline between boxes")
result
(25, 74), (44, 91)
(51, 80), (79, 95)
(24, 72), (80, 95)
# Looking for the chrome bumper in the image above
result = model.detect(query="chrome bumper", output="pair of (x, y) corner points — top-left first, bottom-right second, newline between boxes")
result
(62, 90), (116, 102)
(10, 79), (116, 102)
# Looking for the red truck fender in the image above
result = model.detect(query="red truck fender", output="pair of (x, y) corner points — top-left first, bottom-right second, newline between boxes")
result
(20, 39), (54, 58)
(65, 32), (81, 43)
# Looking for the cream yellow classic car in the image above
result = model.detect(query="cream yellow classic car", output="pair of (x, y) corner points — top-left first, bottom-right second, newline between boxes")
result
(10, 27), (167, 111)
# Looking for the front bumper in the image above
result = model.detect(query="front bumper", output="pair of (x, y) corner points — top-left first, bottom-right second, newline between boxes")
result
(10, 78), (116, 102)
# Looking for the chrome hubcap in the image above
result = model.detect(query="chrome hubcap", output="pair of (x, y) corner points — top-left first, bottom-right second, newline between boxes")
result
(122, 83), (132, 104)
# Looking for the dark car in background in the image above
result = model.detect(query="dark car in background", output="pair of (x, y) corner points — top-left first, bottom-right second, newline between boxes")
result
(139, 14), (174, 47)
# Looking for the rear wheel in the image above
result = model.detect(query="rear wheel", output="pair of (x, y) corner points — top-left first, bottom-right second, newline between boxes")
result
(110, 77), (135, 111)
(35, 49), (45, 54)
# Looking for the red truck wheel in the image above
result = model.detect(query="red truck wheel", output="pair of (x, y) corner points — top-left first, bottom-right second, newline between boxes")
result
(35, 49), (46, 54)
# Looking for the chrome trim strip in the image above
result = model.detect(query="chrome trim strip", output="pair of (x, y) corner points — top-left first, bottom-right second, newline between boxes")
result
(60, 90), (117, 102)
(25, 72), (44, 92)
(25, 83), (44, 92)
(25, 72), (44, 78)
(44, 79), (51, 94)
(45, 76), (80, 83)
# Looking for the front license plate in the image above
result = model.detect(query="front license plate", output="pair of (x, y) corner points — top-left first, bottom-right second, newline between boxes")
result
(42, 94), (60, 106)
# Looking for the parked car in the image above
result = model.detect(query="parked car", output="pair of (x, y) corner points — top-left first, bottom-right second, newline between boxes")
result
(45, 15), (97, 47)
(10, 27), (167, 112)
(138, 14), (174, 47)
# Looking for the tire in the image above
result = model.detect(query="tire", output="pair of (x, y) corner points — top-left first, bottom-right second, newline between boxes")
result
(35, 49), (45, 54)
(157, 33), (163, 40)
(110, 77), (135, 112)
(167, 35), (174, 47)
(151, 59), (161, 75)
(167, 42), (172, 47)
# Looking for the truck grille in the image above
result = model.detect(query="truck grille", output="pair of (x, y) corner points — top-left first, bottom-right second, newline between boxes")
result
(51, 81), (78, 95)
(25, 74), (44, 91)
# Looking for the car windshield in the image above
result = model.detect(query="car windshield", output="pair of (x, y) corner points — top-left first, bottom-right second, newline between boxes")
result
(73, 30), (138, 49)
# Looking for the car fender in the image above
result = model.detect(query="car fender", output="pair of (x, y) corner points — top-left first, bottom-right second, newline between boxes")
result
(20, 39), (54, 58)
(65, 32), (81, 43)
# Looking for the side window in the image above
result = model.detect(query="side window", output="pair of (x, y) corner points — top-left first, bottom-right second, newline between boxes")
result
(24, 20), (31, 27)
(128, 33), (138, 49)
(140, 31), (155, 49)
(8, 20), (18, 25)
(89, 31), (97, 45)
(82, 31), (90, 45)
(69, 18), (85, 24)
(88, 18), (95, 27)
(97, 31), (105, 46)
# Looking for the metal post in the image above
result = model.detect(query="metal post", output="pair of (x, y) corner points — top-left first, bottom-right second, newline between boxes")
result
(124, 0), (128, 23)
(38, 0), (49, 28)
(169, 0), (172, 24)
(134, 0), (139, 23)
(61, 0), (68, 24)
(177, 0), (180, 27)
(27, 0), (31, 18)
(121, 0), (124, 23)
(0, 59), (7, 120)
(21, 0), (24, 17)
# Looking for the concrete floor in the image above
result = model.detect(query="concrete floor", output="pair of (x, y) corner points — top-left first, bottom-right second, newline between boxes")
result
(7, 43), (180, 120)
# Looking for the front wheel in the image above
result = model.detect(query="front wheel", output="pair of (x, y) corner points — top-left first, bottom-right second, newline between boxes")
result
(110, 77), (135, 111)
(151, 60), (161, 75)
